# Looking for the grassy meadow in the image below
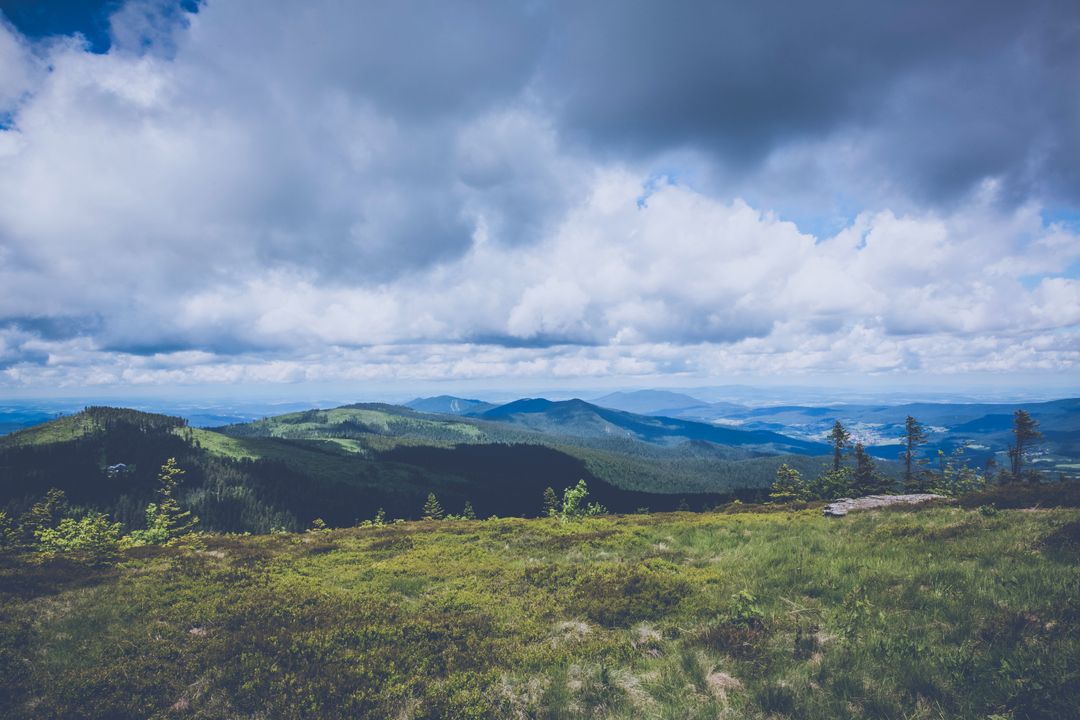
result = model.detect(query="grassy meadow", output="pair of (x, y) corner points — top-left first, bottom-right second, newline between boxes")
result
(1, 500), (1078, 719)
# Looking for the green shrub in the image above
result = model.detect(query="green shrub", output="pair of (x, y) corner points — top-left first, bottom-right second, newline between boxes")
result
(559, 479), (606, 521)
(34, 512), (121, 565)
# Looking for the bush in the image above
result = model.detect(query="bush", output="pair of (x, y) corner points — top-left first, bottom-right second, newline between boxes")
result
(559, 480), (606, 521)
(35, 512), (122, 565)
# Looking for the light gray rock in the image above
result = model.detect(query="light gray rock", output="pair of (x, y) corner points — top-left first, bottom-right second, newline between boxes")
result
(823, 494), (945, 517)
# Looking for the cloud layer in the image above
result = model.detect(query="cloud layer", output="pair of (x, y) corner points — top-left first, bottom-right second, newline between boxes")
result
(0, 0), (1078, 389)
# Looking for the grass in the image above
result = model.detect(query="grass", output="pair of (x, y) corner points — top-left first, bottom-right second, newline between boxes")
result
(0, 412), (99, 449)
(1, 503), (1077, 719)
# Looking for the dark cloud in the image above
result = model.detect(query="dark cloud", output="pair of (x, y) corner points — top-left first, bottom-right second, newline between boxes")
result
(541, 0), (1080, 206)
(0, 314), (102, 340)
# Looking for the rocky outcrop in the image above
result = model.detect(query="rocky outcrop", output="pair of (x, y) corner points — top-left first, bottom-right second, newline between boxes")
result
(823, 494), (945, 517)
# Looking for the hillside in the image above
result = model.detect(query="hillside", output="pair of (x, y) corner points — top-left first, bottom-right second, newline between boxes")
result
(590, 389), (716, 414)
(405, 395), (497, 415)
(0, 405), (834, 533)
(1, 502), (1077, 719)
(474, 398), (831, 455)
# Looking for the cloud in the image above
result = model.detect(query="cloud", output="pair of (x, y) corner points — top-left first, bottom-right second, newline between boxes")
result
(543, 0), (1080, 210)
(0, 0), (1078, 389)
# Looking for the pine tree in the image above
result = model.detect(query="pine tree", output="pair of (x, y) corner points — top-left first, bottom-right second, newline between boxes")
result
(542, 486), (559, 518)
(851, 443), (885, 496)
(770, 463), (810, 503)
(17, 488), (67, 547)
(813, 466), (854, 500)
(130, 458), (198, 544)
(422, 493), (445, 520)
(461, 501), (476, 520)
(1008, 409), (1042, 482)
(901, 415), (928, 491)
(155, 458), (198, 537)
(828, 421), (851, 472)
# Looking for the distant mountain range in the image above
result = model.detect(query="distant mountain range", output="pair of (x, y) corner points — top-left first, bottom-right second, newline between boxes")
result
(400, 390), (1080, 475)
(1, 391), (1076, 534)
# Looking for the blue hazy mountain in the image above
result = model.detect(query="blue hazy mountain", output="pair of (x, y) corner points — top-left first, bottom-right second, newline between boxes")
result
(476, 398), (829, 455)
(590, 390), (722, 415)
(405, 395), (497, 415)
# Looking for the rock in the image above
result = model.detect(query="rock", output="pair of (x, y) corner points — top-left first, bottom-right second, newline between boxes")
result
(823, 494), (945, 517)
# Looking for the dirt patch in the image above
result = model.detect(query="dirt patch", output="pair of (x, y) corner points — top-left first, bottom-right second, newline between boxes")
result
(706, 671), (742, 699)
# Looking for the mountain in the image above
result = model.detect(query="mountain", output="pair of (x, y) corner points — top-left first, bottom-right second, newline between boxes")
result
(591, 390), (713, 415)
(477, 398), (830, 455)
(654, 397), (1080, 472)
(2, 403), (832, 534)
(405, 395), (496, 415)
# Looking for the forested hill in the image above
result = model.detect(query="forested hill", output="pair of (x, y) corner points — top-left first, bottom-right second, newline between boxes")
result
(0, 404), (837, 533)
(472, 398), (829, 454)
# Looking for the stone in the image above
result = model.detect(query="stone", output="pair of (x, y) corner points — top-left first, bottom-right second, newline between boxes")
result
(823, 494), (945, 517)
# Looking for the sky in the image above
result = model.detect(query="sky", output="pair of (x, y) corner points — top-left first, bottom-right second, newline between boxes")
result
(0, 0), (1078, 399)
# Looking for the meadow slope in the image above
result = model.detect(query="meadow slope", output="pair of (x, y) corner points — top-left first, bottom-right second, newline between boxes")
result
(1, 501), (1077, 719)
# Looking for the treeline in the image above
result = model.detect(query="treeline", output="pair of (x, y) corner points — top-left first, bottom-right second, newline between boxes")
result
(0, 458), (202, 565)
(769, 409), (1055, 502)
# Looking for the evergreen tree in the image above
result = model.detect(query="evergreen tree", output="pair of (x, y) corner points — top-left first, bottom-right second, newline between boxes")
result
(0, 511), (14, 550)
(127, 458), (198, 545)
(461, 501), (476, 520)
(770, 463), (810, 503)
(931, 446), (987, 496)
(1008, 409), (1042, 482)
(422, 493), (445, 520)
(542, 486), (559, 518)
(851, 443), (886, 496)
(828, 421), (851, 472)
(813, 466), (854, 500)
(17, 488), (67, 548)
(901, 415), (928, 491)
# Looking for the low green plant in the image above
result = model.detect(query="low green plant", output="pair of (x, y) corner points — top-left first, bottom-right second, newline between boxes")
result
(34, 511), (121, 565)
(729, 589), (764, 627)
(559, 479), (606, 521)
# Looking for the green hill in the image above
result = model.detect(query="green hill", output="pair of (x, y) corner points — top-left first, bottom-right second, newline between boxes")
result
(4, 405), (834, 533)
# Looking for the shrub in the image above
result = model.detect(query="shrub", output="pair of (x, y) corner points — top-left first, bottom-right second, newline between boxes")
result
(35, 512), (122, 565)
(559, 480), (606, 521)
